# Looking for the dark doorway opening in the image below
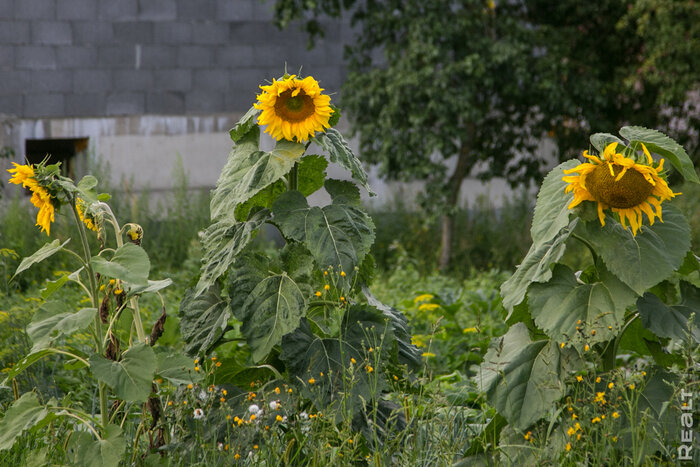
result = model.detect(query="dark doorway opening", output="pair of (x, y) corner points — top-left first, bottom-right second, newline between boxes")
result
(25, 137), (89, 180)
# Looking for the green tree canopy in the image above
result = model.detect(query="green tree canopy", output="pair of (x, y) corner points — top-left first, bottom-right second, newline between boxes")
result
(273, 0), (700, 268)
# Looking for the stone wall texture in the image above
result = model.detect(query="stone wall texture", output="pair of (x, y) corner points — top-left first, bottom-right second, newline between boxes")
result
(0, 0), (350, 118)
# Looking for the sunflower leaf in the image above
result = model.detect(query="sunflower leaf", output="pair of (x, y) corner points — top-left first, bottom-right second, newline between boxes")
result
(89, 343), (156, 402)
(241, 272), (308, 363)
(314, 128), (375, 195)
(26, 302), (96, 352)
(0, 393), (52, 451)
(529, 264), (637, 349)
(272, 182), (375, 279)
(579, 204), (690, 295)
(13, 238), (70, 281)
(67, 423), (125, 467)
(637, 281), (700, 343)
(501, 219), (578, 315)
(195, 208), (271, 297)
(531, 159), (580, 246)
(590, 133), (624, 153)
(620, 126), (699, 184)
(91, 243), (150, 286)
(478, 323), (581, 430)
(229, 106), (261, 143)
(211, 128), (305, 220)
(179, 284), (230, 356)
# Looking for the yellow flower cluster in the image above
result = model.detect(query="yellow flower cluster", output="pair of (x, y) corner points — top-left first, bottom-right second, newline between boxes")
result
(8, 163), (55, 235)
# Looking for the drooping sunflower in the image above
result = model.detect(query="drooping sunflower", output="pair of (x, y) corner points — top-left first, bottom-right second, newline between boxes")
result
(254, 74), (333, 143)
(76, 197), (98, 232)
(562, 142), (680, 236)
(7, 162), (55, 235)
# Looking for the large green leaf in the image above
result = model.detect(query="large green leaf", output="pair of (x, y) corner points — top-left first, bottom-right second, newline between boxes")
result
(313, 128), (374, 195)
(501, 219), (578, 315)
(155, 350), (204, 386)
(579, 204), (690, 295)
(13, 239), (70, 280)
(210, 128), (305, 220)
(297, 154), (329, 196)
(0, 349), (58, 387)
(26, 302), (96, 351)
(127, 278), (173, 296)
(40, 274), (70, 299)
(529, 264), (637, 348)
(0, 392), (51, 450)
(637, 281), (700, 343)
(89, 343), (156, 402)
(530, 160), (579, 246)
(272, 180), (375, 278)
(229, 106), (261, 143)
(195, 208), (271, 297)
(67, 424), (125, 467)
(619, 126), (699, 184)
(280, 306), (391, 415)
(363, 287), (422, 371)
(241, 273), (307, 362)
(91, 243), (150, 286)
(590, 133), (624, 153)
(478, 323), (580, 430)
(179, 284), (230, 356)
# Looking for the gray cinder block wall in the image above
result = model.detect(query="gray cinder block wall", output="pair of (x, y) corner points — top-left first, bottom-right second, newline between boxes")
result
(0, 0), (350, 119)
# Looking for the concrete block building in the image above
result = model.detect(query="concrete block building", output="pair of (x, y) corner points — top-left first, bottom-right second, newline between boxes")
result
(0, 0), (351, 197)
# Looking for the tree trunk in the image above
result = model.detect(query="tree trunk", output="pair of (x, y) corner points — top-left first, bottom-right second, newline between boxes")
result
(438, 140), (473, 272)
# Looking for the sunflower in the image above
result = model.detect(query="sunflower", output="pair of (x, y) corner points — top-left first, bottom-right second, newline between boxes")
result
(254, 74), (333, 143)
(562, 142), (680, 236)
(7, 162), (55, 235)
(76, 197), (98, 232)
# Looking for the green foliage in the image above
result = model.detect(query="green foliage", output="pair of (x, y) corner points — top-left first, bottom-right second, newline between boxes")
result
(12, 239), (70, 280)
(0, 392), (51, 450)
(67, 424), (125, 467)
(479, 127), (698, 459)
(179, 284), (230, 356)
(89, 343), (157, 402)
(91, 243), (151, 286)
(26, 302), (95, 352)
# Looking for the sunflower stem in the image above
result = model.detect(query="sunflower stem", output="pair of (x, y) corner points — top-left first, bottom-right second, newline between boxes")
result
(70, 197), (109, 431)
(572, 233), (599, 264)
(288, 162), (299, 192)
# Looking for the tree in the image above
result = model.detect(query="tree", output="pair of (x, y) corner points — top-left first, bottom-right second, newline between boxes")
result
(273, 0), (700, 270)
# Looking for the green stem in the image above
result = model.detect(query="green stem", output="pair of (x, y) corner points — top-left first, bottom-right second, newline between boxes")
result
(288, 162), (299, 191)
(70, 198), (108, 430)
(603, 312), (639, 372)
(572, 233), (599, 264)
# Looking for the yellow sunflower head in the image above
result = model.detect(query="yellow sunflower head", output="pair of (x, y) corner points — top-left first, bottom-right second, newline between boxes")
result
(76, 197), (98, 232)
(254, 74), (333, 143)
(7, 162), (56, 235)
(562, 142), (680, 236)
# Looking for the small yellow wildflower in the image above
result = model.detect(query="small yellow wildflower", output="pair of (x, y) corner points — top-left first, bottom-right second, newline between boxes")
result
(276, 415), (283, 422)
(421, 352), (435, 358)
(629, 383), (636, 390)
(235, 454), (240, 460)
(324, 284), (330, 291)
(348, 438), (353, 444)
(183, 401), (188, 405)
(591, 416), (601, 423)
(109, 279), (115, 285)
(211, 356), (217, 361)
(216, 361), (221, 367)
(612, 411), (620, 419)
(612, 436), (618, 442)
(565, 442), (571, 452)
(524, 431), (533, 441)
(220, 397), (226, 403)
(584, 344), (590, 352)
(608, 382), (614, 389)
(114, 288), (123, 295)
(187, 383), (193, 389)
(226, 414), (231, 420)
(340, 271), (346, 277)
(413, 294), (434, 304)
(567, 426), (576, 436)
(463, 327), (477, 333)
(560, 342), (565, 349)
(274, 386), (280, 394)
(572, 413), (578, 420)
(366, 365), (374, 373)
(595, 376), (601, 383)
(594, 392), (606, 404)
(308, 377), (315, 385)
(250, 414), (256, 421)
(418, 303), (440, 312)
(350, 357), (356, 364)
(576, 376), (583, 382)
(194, 366), (200, 372)
(253, 444), (258, 450)
(315, 291), (322, 297)
(168, 401), (173, 406)
(288, 388), (293, 394)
